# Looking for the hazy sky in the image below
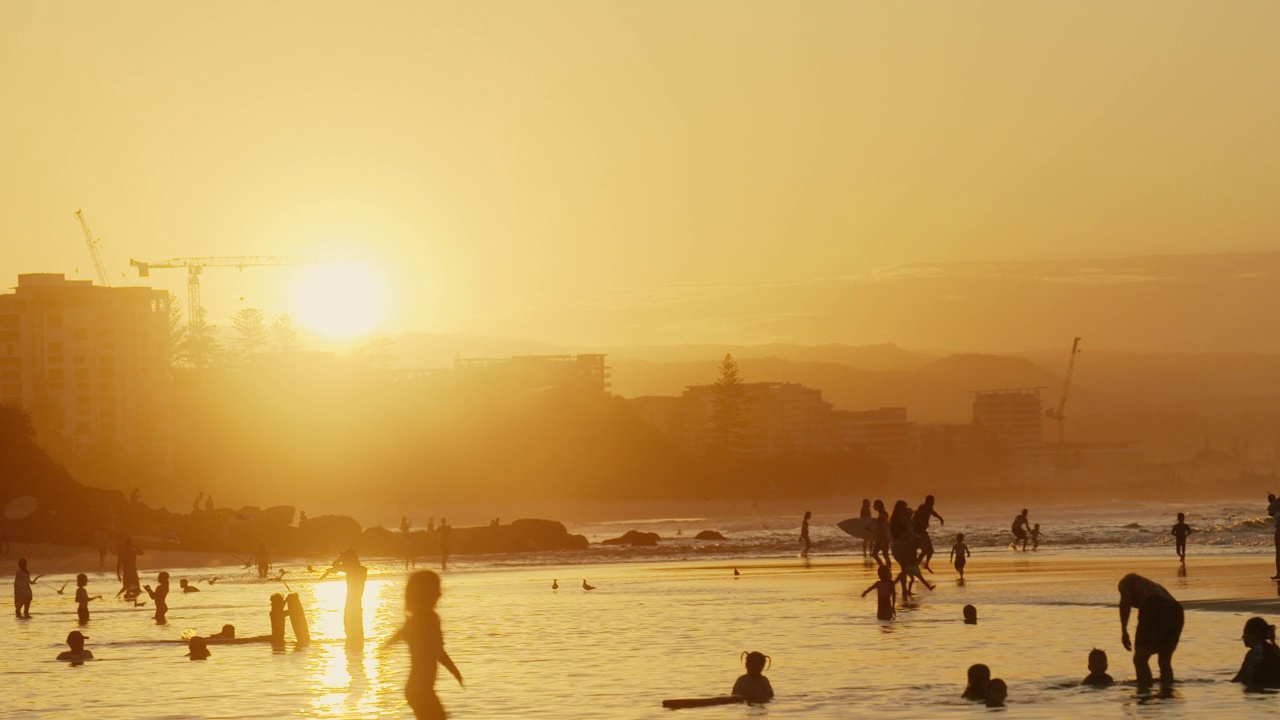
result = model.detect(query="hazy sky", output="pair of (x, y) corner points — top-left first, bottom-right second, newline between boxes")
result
(2, 1), (1277, 345)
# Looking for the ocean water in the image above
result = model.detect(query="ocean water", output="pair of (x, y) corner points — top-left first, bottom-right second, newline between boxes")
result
(6, 501), (1280, 718)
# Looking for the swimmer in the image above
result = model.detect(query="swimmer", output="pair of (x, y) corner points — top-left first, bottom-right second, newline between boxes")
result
(144, 571), (170, 624)
(57, 630), (94, 663)
(950, 533), (971, 579)
(963, 605), (977, 625)
(180, 578), (200, 593)
(188, 636), (211, 660)
(1082, 648), (1114, 687)
(962, 663), (990, 701)
(985, 678), (1007, 707)
(1232, 617), (1280, 689)
(732, 651), (774, 703)
(74, 574), (101, 625)
(861, 564), (896, 621)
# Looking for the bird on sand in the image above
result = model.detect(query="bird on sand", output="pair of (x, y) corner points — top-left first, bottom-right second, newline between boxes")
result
(582, 579), (596, 591)
(552, 579), (559, 590)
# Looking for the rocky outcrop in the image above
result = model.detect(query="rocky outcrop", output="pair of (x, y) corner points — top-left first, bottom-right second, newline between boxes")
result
(602, 530), (660, 546)
(695, 530), (725, 540)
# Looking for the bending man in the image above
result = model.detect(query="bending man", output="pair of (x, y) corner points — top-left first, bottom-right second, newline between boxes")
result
(1119, 573), (1184, 689)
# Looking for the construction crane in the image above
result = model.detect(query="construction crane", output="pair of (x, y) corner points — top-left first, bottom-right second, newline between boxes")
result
(75, 210), (112, 287)
(129, 256), (323, 321)
(1044, 337), (1082, 444)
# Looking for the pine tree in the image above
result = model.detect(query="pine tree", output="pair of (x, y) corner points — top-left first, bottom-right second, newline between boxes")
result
(231, 308), (269, 362)
(709, 354), (748, 457)
(269, 313), (302, 353)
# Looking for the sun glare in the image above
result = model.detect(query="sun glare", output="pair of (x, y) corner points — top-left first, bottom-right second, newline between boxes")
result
(290, 263), (391, 339)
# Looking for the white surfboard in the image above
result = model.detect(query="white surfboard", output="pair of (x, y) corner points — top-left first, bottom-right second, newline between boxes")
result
(836, 517), (878, 541)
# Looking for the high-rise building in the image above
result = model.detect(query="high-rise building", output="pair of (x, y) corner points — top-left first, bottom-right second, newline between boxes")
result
(0, 274), (171, 460)
(970, 387), (1046, 473)
(453, 354), (611, 394)
(677, 381), (833, 457)
(833, 406), (920, 479)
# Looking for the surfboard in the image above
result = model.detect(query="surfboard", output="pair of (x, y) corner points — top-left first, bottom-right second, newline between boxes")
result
(837, 517), (877, 541)
(4, 496), (37, 521)
(662, 696), (746, 709)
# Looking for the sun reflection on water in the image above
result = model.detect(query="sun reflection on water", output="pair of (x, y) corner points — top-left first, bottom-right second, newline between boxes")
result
(305, 577), (401, 716)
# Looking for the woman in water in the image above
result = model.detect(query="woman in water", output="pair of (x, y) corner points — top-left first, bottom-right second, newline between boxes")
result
(385, 571), (463, 720)
(1232, 616), (1280, 689)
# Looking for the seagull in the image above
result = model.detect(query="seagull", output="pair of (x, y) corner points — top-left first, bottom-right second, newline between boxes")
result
(201, 577), (219, 585)
(306, 566), (317, 573)
(582, 579), (596, 591)
(132, 598), (148, 607)
(733, 568), (740, 578)
(54, 581), (70, 595)
(552, 579), (559, 590)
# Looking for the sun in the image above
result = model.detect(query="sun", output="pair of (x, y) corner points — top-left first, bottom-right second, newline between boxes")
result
(290, 263), (391, 339)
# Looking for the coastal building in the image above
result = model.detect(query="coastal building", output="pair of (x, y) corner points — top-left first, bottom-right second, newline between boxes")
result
(832, 406), (920, 479)
(0, 273), (171, 459)
(970, 387), (1047, 476)
(453, 354), (611, 394)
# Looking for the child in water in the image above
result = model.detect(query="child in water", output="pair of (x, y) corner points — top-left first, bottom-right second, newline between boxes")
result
(1030, 524), (1044, 551)
(1081, 648), (1114, 687)
(75, 574), (100, 625)
(963, 604), (978, 625)
(385, 570), (463, 720)
(962, 663), (991, 701)
(1171, 513), (1193, 563)
(187, 636), (211, 660)
(144, 571), (170, 623)
(985, 678), (1008, 707)
(57, 630), (94, 663)
(950, 533), (971, 579)
(861, 565), (896, 620)
(1232, 616), (1280, 688)
(14, 558), (37, 618)
(732, 651), (775, 703)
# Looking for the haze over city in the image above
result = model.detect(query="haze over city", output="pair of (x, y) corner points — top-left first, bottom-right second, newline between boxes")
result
(4, 3), (1280, 719)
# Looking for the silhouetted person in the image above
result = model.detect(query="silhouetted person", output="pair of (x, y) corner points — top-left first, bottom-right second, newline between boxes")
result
(58, 630), (94, 664)
(205, 495), (214, 513)
(188, 635), (211, 660)
(1171, 513), (1193, 563)
(872, 500), (891, 567)
(384, 570), (462, 720)
(251, 543), (271, 580)
(1031, 523), (1044, 551)
(913, 495), (944, 571)
(1119, 573), (1183, 689)
(1269, 495), (1280, 580)
(1011, 509), (1030, 551)
(13, 557), (37, 618)
(75, 574), (100, 625)
(180, 578), (200, 593)
(145, 571), (170, 624)
(963, 605), (977, 625)
(1233, 617), (1280, 688)
(861, 564), (895, 620)
(116, 537), (143, 596)
(402, 516), (414, 569)
(950, 533), (971, 579)
(1082, 648), (1114, 687)
(438, 519), (450, 571)
(985, 678), (1007, 707)
(859, 499), (872, 557)
(327, 550), (367, 646)
(732, 651), (774, 703)
(799, 511), (811, 558)
(962, 663), (990, 701)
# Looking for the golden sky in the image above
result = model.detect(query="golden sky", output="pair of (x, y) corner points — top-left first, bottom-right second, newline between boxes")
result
(1, 1), (1277, 345)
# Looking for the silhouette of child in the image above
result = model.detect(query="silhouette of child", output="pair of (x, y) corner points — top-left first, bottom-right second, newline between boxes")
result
(962, 663), (991, 701)
(950, 533), (971, 578)
(861, 565), (896, 620)
(144, 571), (170, 623)
(1082, 648), (1114, 686)
(75, 574), (100, 625)
(1030, 524), (1044, 551)
(963, 604), (977, 625)
(57, 630), (94, 663)
(1171, 514), (1193, 563)
(800, 511), (811, 558)
(188, 636), (211, 660)
(13, 558), (36, 618)
(1232, 616), (1280, 688)
(732, 651), (775, 703)
(179, 578), (200, 593)
(985, 678), (1007, 707)
(385, 570), (463, 720)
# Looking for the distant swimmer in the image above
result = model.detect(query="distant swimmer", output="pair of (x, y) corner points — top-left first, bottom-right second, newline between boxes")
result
(799, 511), (812, 558)
(582, 579), (596, 591)
(1232, 617), (1280, 689)
(552, 579), (558, 590)
(13, 558), (37, 618)
(180, 578), (200, 593)
(950, 533), (971, 580)
(861, 565), (896, 621)
(1082, 648), (1114, 687)
(1030, 524), (1044, 551)
(731, 651), (774, 704)
(188, 636), (211, 660)
(985, 678), (1007, 708)
(1171, 513), (1194, 563)
(58, 630), (94, 664)
(1011, 509), (1031, 552)
(963, 605), (977, 625)
(962, 663), (991, 702)
(1119, 573), (1184, 689)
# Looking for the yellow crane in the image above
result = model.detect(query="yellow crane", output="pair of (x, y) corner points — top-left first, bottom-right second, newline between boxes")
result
(1044, 337), (1081, 444)
(75, 210), (112, 287)
(129, 256), (323, 321)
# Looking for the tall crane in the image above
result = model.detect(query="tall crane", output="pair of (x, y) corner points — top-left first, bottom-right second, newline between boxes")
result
(129, 256), (323, 321)
(1044, 337), (1082, 444)
(75, 210), (112, 287)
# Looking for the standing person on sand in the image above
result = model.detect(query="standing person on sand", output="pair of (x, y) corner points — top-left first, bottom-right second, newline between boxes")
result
(384, 570), (463, 720)
(858, 500), (872, 558)
(1119, 573), (1184, 690)
(1011, 509), (1031, 552)
(872, 500), (892, 567)
(912, 495), (944, 572)
(1269, 494), (1280, 580)
(799, 511), (812, 558)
